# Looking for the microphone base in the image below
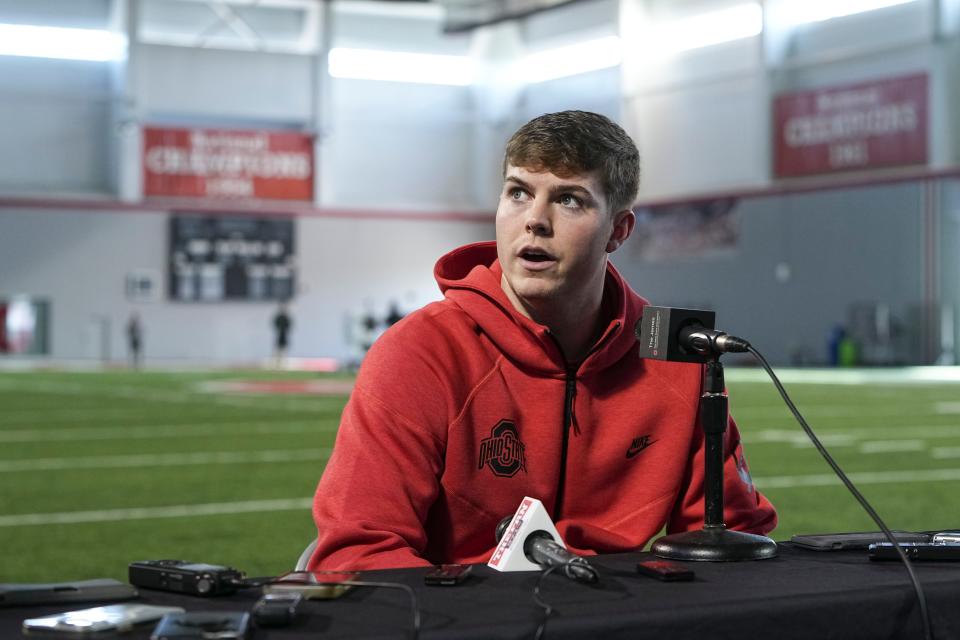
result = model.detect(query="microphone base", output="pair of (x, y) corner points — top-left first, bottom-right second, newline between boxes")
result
(651, 527), (778, 562)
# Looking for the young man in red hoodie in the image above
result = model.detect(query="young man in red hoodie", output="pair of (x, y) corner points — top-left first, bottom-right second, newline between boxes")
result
(310, 110), (776, 570)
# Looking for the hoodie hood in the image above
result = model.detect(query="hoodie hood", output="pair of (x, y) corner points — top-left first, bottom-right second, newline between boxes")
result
(434, 241), (647, 377)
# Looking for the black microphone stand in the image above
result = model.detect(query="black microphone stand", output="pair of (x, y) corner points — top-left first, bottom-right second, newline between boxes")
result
(652, 356), (778, 561)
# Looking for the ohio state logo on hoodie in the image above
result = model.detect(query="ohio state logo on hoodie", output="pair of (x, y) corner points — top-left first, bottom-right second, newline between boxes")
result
(478, 420), (527, 477)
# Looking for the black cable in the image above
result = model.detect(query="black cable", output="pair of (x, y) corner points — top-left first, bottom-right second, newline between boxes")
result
(335, 580), (420, 640)
(338, 581), (421, 640)
(265, 577), (421, 640)
(531, 564), (562, 640)
(529, 558), (597, 640)
(233, 576), (274, 589)
(747, 344), (933, 640)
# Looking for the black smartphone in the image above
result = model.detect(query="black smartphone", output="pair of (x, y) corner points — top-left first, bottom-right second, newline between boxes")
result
(1, 579), (138, 607)
(252, 592), (302, 627)
(869, 542), (960, 561)
(263, 571), (359, 600)
(424, 564), (473, 586)
(791, 531), (930, 551)
(636, 559), (695, 582)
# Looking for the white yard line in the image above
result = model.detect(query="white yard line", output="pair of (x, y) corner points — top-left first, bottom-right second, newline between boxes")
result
(0, 379), (326, 413)
(751, 431), (858, 447)
(6, 466), (960, 527)
(0, 498), (314, 527)
(0, 421), (334, 442)
(737, 405), (951, 419)
(725, 367), (960, 385)
(754, 425), (960, 444)
(859, 440), (927, 454)
(755, 467), (960, 489)
(930, 447), (960, 459)
(0, 448), (332, 472)
(936, 402), (960, 414)
(0, 408), (166, 423)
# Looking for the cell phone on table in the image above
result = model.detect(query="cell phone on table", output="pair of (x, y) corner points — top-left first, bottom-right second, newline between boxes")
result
(252, 592), (302, 627)
(869, 542), (960, 561)
(636, 559), (695, 582)
(424, 564), (473, 586)
(0, 578), (137, 607)
(22, 604), (184, 636)
(263, 570), (359, 599)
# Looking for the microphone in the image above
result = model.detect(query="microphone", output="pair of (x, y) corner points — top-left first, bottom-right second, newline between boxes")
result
(678, 324), (750, 356)
(487, 497), (598, 584)
(636, 306), (750, 363)
(495, 517), (598, 584)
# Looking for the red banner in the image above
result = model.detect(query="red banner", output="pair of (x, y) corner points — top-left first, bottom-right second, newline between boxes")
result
(774, 74), (928, 178)
(143, 127), (314, 201)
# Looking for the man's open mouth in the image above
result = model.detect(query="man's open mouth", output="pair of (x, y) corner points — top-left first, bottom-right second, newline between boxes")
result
(519, 248), (555, 262)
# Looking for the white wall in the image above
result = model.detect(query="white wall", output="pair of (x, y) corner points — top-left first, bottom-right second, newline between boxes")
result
(0, 0), (492, 365)
(136, 45), (314, 123)
(620, 0), (769, 200)
(0, 57), (112, 194)
(3, 0), (960, 366)
(0, 207), (492, 363)
(619, 0), (956, 200)
(321, 78), (476, 210)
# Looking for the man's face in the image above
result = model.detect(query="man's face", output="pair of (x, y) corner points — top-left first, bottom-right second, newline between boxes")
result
(495, 164), (630, 317)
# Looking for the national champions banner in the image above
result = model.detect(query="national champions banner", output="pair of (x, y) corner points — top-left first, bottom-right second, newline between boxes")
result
(773, 73), (928, 178)
(143, 126), (314, 201)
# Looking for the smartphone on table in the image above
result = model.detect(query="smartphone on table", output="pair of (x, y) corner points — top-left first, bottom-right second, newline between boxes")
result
(23, 603), (184, 636)
(262, 571), (360, 600)
(424, 564), (473, 586)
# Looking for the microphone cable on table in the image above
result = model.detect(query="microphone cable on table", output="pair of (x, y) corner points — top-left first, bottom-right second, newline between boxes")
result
(746, 343), (933, 640)
(338, 580), (421, 640)
(530, 559), (599, 640)
(263, 577), (421, 640)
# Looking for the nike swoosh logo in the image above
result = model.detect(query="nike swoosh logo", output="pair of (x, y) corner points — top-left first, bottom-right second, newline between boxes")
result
(626, 439), (657, 459)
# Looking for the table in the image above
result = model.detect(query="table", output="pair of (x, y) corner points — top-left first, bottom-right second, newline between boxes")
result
(4, 544), (960, 639)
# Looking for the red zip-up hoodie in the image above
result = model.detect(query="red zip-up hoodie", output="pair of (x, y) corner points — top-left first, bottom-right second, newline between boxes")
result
(310, 242), (776, 570)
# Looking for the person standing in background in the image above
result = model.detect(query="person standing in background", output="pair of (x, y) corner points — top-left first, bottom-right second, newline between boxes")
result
(126, 311), (143, 369)
(385, 301), (404, 327)
(273, 303), (292, 368)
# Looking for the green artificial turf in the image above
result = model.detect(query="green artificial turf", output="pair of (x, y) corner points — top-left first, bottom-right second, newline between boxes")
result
(1, 368), (958, 582)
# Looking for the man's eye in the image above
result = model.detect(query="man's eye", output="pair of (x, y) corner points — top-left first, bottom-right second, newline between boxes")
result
(559, 194), (581, 207)
(510, 189), (526, 200)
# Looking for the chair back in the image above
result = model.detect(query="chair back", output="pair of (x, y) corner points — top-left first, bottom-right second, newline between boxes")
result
(295, 538), (318, 571)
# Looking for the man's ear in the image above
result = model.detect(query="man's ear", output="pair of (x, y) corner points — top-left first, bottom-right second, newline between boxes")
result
(606, 209), (636, 253)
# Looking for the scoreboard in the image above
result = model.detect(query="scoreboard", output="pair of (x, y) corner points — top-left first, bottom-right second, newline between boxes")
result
(169, 215), (295, 302)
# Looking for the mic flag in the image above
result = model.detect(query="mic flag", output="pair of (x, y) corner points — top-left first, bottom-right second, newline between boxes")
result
(487, 497), (565, 573)
(636, 306), (716, 363)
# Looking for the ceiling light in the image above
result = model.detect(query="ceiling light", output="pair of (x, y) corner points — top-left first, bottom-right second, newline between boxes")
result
(0, 24), (126, 62)
(328, 47), (474, 86)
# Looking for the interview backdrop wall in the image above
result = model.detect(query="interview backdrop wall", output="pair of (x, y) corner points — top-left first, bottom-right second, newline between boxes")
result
(0, 208), (493, 364)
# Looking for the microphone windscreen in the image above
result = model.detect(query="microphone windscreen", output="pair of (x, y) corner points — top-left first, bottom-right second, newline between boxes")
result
(495, 515), (513, 543)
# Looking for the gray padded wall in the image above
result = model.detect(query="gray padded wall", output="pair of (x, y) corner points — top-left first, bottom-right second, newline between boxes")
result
(614, 182), (925, 365)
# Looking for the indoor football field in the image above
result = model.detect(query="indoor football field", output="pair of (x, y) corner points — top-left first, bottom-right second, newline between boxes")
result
(1, 367), (959, 583)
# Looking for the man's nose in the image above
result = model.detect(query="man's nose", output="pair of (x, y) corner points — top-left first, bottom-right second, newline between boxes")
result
(525, 202), (552, 235)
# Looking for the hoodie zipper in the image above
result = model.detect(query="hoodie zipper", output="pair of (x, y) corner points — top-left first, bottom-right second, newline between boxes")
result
(553, 365), (577, 519)
(549, 321), (621, 520)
